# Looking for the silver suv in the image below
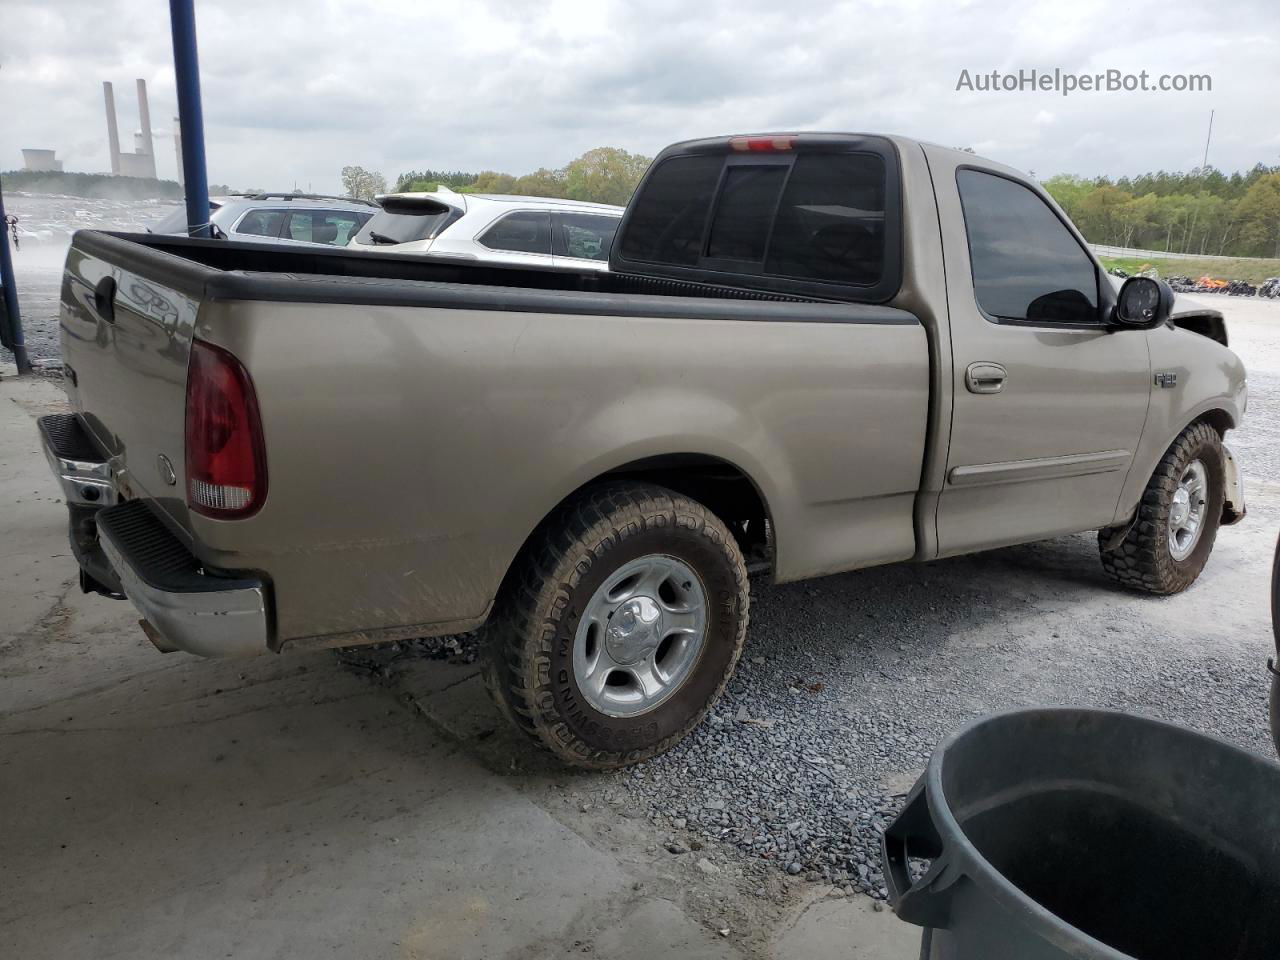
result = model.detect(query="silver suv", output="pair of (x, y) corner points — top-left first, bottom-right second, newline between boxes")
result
(348, 189), (623, 271)
(150, 194), (376, 247)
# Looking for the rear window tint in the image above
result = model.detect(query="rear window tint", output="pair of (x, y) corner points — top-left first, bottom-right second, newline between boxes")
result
(765, 153), (886, 285)
(618, 155), (723, 266)
(286, 211), (370, 245)
(353, 209), (453, 245)
(556, 213), (620, 261)
(236, 209), (287, 238)
(619, 150), (887, 287)
(478, 211), (552, 254)
(706, 166), (787, 261)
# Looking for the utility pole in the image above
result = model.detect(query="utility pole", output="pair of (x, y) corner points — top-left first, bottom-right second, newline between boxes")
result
(0, 180), (31, 374)
(169, 0), (211, 237)
(1202, 109), (1214, 170)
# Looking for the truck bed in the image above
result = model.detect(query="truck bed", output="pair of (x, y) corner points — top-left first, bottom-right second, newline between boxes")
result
(87, 230), (914, 318)
(58, 229), (929, 652)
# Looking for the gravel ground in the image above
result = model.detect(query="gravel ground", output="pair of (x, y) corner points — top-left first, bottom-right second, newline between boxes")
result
(606, 546), (1274, 899)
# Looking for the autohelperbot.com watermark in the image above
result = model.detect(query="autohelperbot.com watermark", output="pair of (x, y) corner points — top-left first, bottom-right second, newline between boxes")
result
(956, 68), (1212, 96)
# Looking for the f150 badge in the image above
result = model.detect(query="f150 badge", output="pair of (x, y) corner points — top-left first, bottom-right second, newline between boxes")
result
(1154, 372), (1178, 389)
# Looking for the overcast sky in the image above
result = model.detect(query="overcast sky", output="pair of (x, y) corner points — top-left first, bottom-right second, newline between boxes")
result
(3, 0), (1277, 194)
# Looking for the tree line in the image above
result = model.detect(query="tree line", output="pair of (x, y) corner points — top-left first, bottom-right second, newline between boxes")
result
(343, 147), (652, 208)
(1, 170), (183, 201)
(1043, 164), (1280, 259)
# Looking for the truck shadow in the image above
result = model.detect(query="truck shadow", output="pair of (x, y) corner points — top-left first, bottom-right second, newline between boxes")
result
(384, 530), (1137, 776)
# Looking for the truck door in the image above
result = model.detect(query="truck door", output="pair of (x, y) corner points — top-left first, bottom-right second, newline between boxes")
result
(926, 150), (1152, 556)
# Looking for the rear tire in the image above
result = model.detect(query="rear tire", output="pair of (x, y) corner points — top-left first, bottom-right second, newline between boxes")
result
(1099, 421), (1224, 595)
(482, 482), (749, 769)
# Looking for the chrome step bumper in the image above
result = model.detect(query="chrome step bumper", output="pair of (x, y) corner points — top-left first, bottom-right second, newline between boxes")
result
(37, 414), (272, 658)
(96, 500), (271, 658)
(37, 413), (116, 507)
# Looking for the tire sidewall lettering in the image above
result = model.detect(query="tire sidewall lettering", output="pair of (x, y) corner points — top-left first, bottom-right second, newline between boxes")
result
(541, 521), (742, 754)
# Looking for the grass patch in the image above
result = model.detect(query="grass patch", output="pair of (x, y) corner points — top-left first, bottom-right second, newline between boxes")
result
(1099, 255), (1280, 285)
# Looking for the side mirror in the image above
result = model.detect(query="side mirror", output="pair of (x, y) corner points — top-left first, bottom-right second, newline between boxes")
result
(1115, 276), (1174, 328)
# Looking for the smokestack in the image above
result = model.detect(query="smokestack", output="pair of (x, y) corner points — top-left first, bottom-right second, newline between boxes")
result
(135, 79), (154, 160)
(103, 81), (121, 175)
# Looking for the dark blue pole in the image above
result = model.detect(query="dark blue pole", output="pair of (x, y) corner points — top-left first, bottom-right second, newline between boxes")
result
(0, 180), (31, 374)
(169, 0), (210, 238)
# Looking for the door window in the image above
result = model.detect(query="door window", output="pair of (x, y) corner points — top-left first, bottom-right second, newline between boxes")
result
(957, 170), (1100, 325)
(554, 213), (620, 261)
(285, 211), (368, 245)
(235, 209), (287, 238)
(478, 211), (552, 254)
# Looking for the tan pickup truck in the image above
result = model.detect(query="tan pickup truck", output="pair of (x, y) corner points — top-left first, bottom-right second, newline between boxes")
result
(41, 133), (1246, 767)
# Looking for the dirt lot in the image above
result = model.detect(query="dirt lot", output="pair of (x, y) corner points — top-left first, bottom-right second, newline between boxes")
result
(2, 295), (1277, 959)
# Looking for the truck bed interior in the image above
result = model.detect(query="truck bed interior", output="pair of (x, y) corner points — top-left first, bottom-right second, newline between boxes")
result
(116, 230), (832, 302)
(79, 230), (920, 325)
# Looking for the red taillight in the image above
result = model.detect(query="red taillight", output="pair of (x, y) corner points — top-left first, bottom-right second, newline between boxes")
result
(185, 339), (267, 519)
(729, 135), (796, 153)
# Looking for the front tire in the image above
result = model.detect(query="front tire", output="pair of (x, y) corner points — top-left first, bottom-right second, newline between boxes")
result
(1099, 421), (1225, 595)
(483, 482), (749, 769)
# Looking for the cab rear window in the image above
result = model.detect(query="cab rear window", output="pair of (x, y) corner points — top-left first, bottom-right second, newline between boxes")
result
(617, 146), (890, 293)
(619, 155), (722, 266)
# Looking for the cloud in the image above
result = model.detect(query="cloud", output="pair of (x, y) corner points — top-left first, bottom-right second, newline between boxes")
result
(1, 0), (1277, 193)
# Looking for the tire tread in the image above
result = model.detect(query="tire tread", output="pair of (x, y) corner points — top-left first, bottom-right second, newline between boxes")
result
(482, 482), (749, 769)
(1099, 421), (1222, 595)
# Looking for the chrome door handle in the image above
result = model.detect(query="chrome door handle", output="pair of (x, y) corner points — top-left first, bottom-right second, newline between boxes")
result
(965, 362), (1006, 394)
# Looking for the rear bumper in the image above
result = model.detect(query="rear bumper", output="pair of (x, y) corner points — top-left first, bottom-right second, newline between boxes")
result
(38, 414), (272, 658)
(97, 501), (271, 658)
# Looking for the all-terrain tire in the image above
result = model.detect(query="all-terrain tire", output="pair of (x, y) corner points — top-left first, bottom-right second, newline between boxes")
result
(1098, 421), (1225, 595)
(482, 482), (750, 769)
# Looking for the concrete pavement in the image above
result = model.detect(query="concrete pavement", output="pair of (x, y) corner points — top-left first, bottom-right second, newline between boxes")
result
(0, 368), (917, 960)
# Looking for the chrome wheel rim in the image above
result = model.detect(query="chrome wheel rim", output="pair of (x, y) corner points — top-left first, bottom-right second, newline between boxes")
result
(1168, 459), (1208, 562)
(572, 554), (708, 718)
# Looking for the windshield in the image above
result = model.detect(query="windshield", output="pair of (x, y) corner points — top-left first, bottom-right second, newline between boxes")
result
(147, 201), (222, 234)
(352, 208), (457, 245)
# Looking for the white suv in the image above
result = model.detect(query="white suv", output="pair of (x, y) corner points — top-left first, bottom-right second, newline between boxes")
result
(348, 189), (623, 271)
(150, 194), (376, 248)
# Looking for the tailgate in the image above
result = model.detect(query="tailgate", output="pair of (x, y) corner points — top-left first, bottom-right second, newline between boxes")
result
(60, 231), (211, 536)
